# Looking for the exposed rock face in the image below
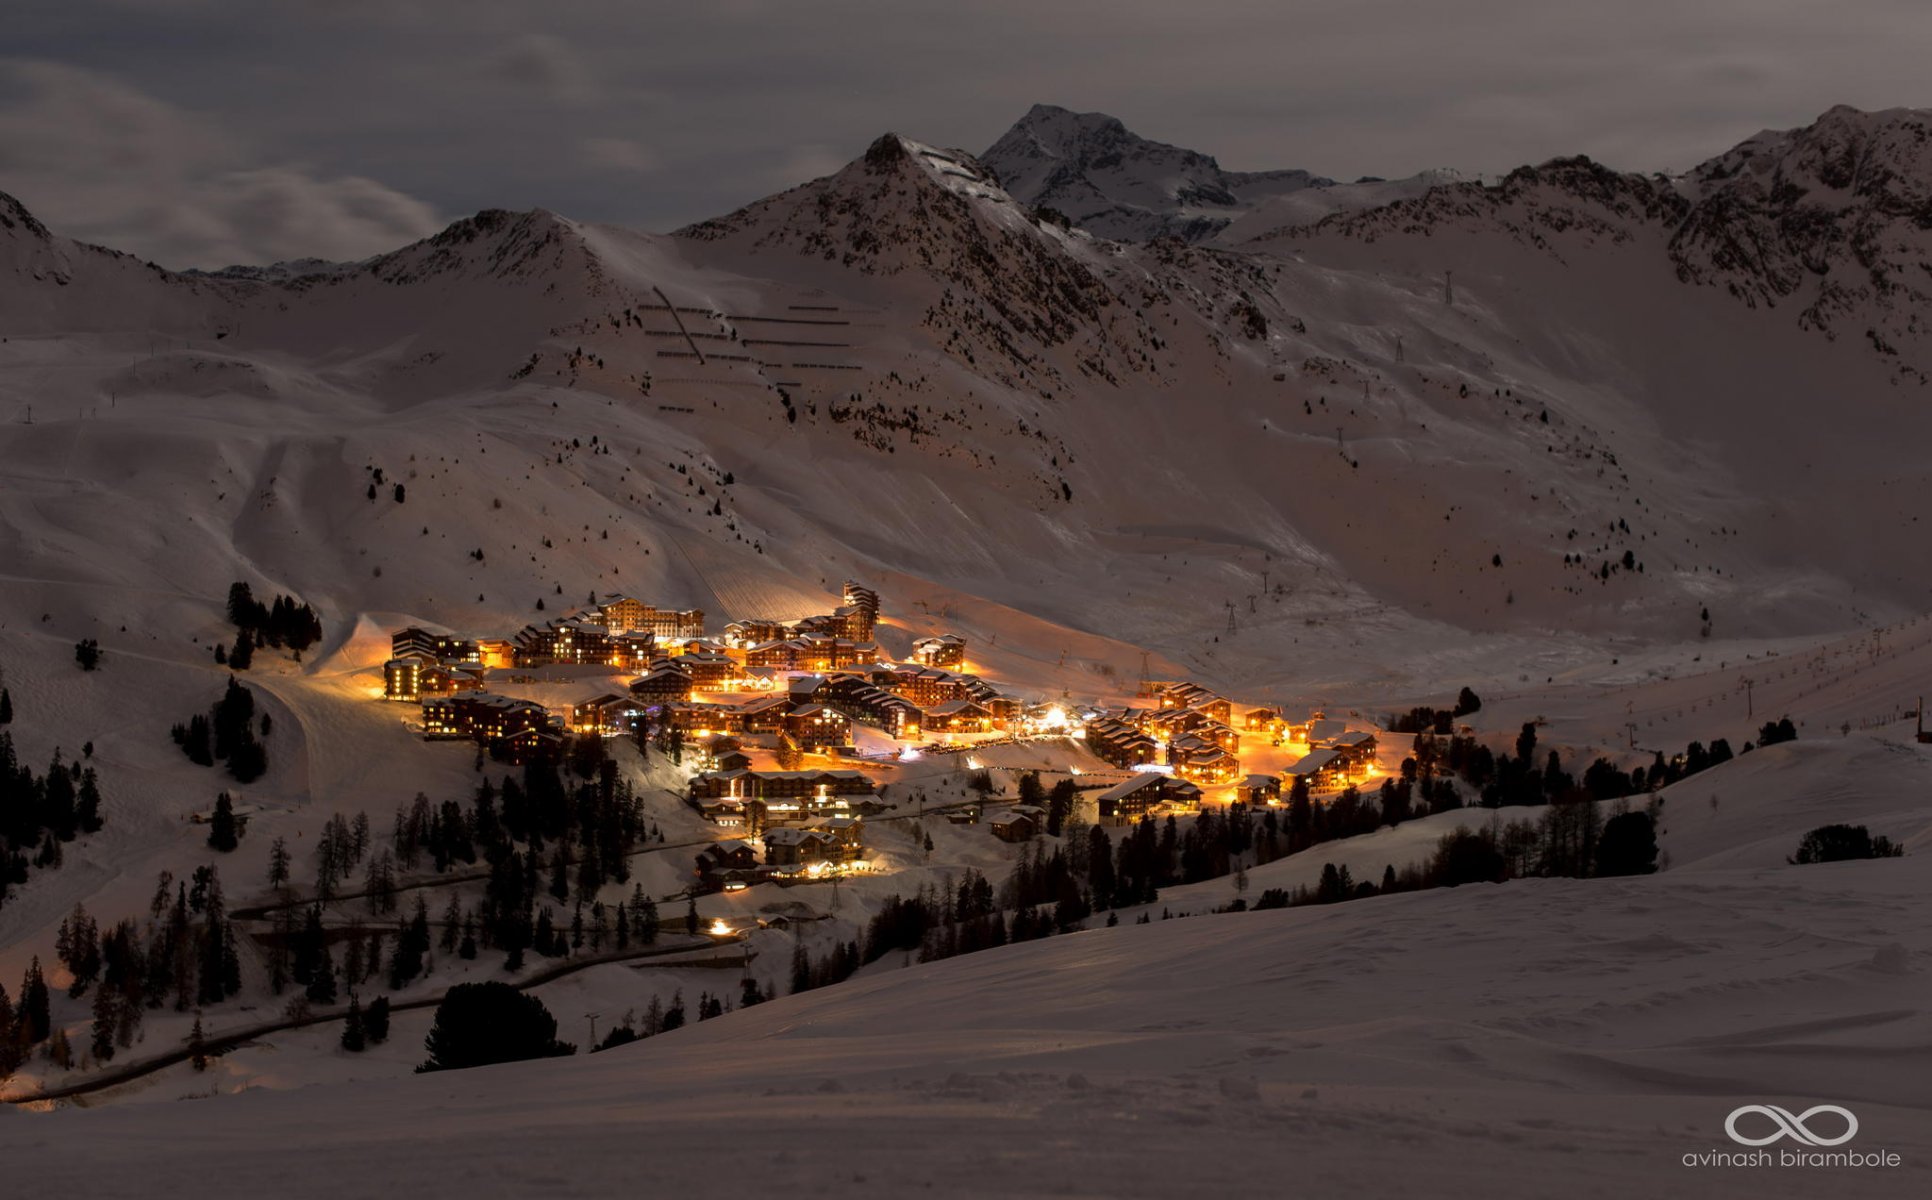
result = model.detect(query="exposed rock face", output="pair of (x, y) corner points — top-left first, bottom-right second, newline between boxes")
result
(981, 103), (1332, 242)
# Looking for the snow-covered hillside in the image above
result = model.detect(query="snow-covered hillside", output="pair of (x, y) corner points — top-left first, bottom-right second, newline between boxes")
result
(13, 738), (1929, 1198)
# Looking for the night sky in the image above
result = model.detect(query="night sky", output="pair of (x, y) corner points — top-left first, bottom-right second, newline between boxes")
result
(5, 0), (1928, 267)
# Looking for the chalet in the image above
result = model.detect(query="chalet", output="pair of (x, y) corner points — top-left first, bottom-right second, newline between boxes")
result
(794, 607), (871, 642)
(1159, 682), (1232, 726)
(1243, 707), (1285, 735)
(1284, 748), (1343, 790)
(736, 694), (794, 733)
(677, 651), (738, 690)
(563, 692), (632, 735)
(810, 814), (865, 858)
(1240, 773), (1282, 806)
(1084, 716), (1160, 768)
(788, 674), (830, 704)
(500, 727), (566, 765)
(763, 826), (834, 867)
(475, 639), (516, 669)
(513, 619), (615, 667)
(421, 663), (485, 697)
(764, 815), (864, 868)
(1332, 730), (1379, 776)
(872, 664), (975, 707)
(784, 704), (852, 750)
(744, 639), (804, 669)
(629, 665), (694, 706)
(1167, 736), (1241, 785)
(695, 840), (760, 886)
(715, 750), (754, 773)
(663, 701), (749, 736)
(990, 807), (1041, 842)
(421, 692), (556, 743)
(1305, 717), (1347, 747)
(1095, 773), (1203, 825)
(923, 698), (993, 733)
(911, 634), (967, 669)
(820, 676), (922, 738)
(725, 618), (791, 647)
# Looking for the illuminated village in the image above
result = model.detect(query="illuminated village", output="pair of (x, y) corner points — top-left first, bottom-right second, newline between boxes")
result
(377, 581), (1383, 895)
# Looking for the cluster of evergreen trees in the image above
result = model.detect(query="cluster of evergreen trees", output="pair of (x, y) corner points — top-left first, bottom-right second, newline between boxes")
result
(0, 731), (105, 914)
(224, 582), (323, 662)
(171, 678), (269, 782)
(1789, 823), (1903, 864)
(339, 994), (391, 1052)
(1248, 799), (1661, 918)
(0, 868), (244, 1078)
(1419, 716), (1792, 811)
(592, 980), (758, 1053)
(270, 897), (433, 1006)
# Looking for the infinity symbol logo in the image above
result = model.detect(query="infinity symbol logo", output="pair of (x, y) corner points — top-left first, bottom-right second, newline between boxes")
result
(1725, 1104), (1859, 1147)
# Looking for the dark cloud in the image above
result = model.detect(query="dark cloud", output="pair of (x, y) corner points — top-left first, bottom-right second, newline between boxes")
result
(4, 1), (1930, 265)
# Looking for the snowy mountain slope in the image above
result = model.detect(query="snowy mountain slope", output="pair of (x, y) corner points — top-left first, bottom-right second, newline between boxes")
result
(14, 841), (1928, 1198)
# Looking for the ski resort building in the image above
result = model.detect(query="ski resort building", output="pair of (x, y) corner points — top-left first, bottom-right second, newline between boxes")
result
(1095, 774), (1204, 825)
(911, 634), (967, 668)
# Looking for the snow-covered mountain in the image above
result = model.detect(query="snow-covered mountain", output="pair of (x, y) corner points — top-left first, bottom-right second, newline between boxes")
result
(981, 103), (1334, 242)
(980, 103), (1468, 245)
(8, 105), (1932, 700)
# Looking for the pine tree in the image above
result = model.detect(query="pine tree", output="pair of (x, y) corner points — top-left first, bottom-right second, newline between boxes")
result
(684, 895), (698, 935)
(207, 792), (239, 852)
(0, 687), (11, 724)
(268, 836), (291, 889)
(19, 957), (51, 1044)
(306, 939), (338, 1005)
(90, 982), (118, 1064)
(189, 1016), (208, 1071)
(365, 995), (391, 1044)
(76, 768), (104, 834)
(0, 982), (16, 1080)
(341, 997), (366, 1052)
(229, 630), (254, 671)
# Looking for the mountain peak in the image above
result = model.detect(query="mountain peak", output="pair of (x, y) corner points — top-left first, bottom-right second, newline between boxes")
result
(0, 189), (51, 242)
(982, 105), (1330, 242)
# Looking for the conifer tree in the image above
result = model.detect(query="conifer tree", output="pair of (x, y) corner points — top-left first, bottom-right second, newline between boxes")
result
(341, 997), (366, 1052)
(365, 995), (390, 1043)
(208, 792), (240, 852)
(90, 983), (118, 1063)
(306, 945), (338, 1006)
(229, 630), (254, 671)
(18, 957), (51, 1044)
(189, 1016), (208, 1071)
